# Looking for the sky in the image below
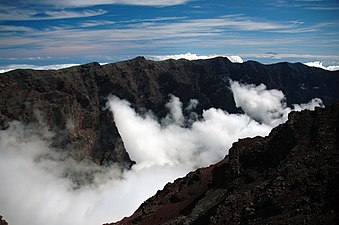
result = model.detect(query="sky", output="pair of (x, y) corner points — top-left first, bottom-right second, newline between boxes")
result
(0, 0), (339, 67)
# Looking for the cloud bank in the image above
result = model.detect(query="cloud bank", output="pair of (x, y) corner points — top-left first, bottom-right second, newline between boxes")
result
(0, 81), (323, 225)
(0, 64), (80, 73)
(303, 61), (339, 71)
(0, 122), (186, 225)
(148, 53), (244, 63)
(0, 63), (112, 73)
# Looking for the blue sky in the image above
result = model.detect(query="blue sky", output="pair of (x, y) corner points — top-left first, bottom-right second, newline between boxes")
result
(0, 0), (338, 66)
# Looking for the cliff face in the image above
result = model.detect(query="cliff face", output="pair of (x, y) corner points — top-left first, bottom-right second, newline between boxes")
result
(0, 57), (338, 166)
(110, 103), (339, 225)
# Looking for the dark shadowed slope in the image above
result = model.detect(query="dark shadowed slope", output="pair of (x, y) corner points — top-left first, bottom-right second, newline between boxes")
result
(1, 57), (338, 166)
(109, 103), (339, 225)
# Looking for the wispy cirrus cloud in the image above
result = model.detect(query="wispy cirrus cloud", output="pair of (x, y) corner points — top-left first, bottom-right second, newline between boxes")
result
(62, 0), (191, 7)
(0, 11), (338, 64)
(269, 0), (339, 10)
(238, 53), (339, 70)
(0, 15), (317, 43)
(0, 25), (34, 32)
(79, 20), (116, 28)
(0, 6), (107, 21)
(241, 53), (339, 61)
(0, 15), (308, 59)
(79, 17), (187, 28)
(0, 0), (191, 8)
(305, 5), (339, 10)
(0, 0), (338, 66)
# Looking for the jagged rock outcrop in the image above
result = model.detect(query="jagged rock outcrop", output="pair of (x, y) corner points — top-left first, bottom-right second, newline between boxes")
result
(0, 57), (338, 166)
(110, 103), (339, 225)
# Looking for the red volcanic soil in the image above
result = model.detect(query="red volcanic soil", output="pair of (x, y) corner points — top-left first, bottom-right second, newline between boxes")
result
(109, 164), (218, 225)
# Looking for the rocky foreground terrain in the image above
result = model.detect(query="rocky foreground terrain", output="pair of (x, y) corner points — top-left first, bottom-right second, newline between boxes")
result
(0, 57), (338, 167)
(109, 102), (339, 225)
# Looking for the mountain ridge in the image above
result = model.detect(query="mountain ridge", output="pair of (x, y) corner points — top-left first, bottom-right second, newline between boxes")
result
(1, 57), (338, 166)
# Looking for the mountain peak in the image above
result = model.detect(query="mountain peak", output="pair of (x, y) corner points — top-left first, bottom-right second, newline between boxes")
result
(130, 56), (147, 62)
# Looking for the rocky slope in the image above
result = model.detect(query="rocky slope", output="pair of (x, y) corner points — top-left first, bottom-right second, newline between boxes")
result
(1, 57), (338, 166)
(109, 103), (339, 225)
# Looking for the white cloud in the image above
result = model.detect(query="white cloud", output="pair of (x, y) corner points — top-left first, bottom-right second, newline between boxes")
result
(108, 94), (272, 171)
(41, 9), (107, 19)
(162, 94), (185, 126)
(65, 0), (190, 7)
(0, 62), (113, 73)
(0, 121), (188, 225)
(0, 14), (317, 58)
(230, 80), (323, 126)
(240, 53), (339, 61)
(292, 98), (324, 111)
(0, 81), (324, 225)
(80, 20), (116, 28)
(186, 99), (199, 111)
(0, 7), (107, 21)
(0, 25), (34, 32)
(227, 55), (244, 63)
(303, 61), (339, 71)
(148, 52), (244, 63)
(1, 0), (191, 9)
(0, 64), (80, 73)
(230, 81), (289, 126)
(268, 0), (339, 10)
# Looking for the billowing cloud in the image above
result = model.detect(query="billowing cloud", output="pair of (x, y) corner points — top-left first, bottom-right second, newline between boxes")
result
(148, 53), (244, 63)
(226, 55), (244, 63)
(0, 122), (188, 225)
(163, 94), (185, 126)
(108, 95), (272, 170)
(0, 81), (323, 225)
(303, 61), (339, 71)
(230, 80), (323, 126)
(292, 98), (324, 111)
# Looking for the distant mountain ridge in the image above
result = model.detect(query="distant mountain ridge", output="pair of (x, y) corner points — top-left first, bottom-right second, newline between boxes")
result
(0, 57), (338, 165)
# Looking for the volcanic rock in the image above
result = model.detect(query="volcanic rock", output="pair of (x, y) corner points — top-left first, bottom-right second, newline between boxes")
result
(109, 103), (339, 225)
(0, 57), (338, 166)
